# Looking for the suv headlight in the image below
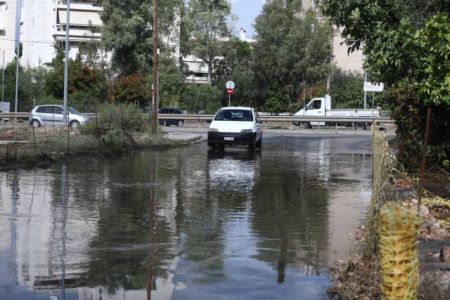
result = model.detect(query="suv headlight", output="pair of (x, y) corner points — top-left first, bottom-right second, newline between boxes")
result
(241, 129), (252, 133)
(209, 128), (218, 132)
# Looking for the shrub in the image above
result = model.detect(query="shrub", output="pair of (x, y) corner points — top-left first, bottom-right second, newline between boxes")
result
(80, 103), (147, 151)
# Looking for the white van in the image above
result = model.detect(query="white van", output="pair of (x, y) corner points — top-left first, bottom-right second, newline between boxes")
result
(208, 107), (263, 150)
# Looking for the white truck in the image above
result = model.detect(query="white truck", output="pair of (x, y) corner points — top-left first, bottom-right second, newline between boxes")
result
(293, 95), (381, 130)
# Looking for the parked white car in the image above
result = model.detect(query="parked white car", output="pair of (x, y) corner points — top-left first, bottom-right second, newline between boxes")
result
(29, 105), (88, 128)
(208, 107), (263, 150)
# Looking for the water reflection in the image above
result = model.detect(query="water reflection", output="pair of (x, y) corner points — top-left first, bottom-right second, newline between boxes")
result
(207, 150), (261, 193)
(0, 136), (372, 299)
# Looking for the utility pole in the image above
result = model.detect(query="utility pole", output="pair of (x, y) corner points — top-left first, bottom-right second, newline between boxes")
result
(151, 0), (158, 134)
(63, 0), (71, 126)
(14, 0), (22, 113)
(2, 50), (5, 102)
(363, 73), (368, 109)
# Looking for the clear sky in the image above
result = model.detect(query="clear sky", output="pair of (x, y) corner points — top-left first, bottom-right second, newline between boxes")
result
(230, 0), (265, 38)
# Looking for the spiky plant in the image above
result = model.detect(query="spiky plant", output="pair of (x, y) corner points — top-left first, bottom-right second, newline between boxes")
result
(378, 202), (420, 299)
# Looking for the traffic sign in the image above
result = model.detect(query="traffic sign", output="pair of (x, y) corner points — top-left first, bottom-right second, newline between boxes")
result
(364, 82), (384, 92)
(226, 81), (235, 89)
(226, 88), (234, 95)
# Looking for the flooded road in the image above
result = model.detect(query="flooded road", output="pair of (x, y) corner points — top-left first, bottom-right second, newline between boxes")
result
(0, 136), (373, 299)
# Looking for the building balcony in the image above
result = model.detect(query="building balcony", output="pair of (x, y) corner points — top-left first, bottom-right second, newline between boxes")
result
(56, 7), (102, 29)
(56, 0), (102, 11)
(53, 27), (101, 43)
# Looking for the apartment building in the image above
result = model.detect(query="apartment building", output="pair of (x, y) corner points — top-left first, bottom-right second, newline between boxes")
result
(0, 0), (104, 67)
(304, 0), (363, 72)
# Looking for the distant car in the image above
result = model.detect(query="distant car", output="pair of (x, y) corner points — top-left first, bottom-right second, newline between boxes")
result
(158, 108), (184, 127)
(29, 105), (88, 128)
(208, 107), (263, 150)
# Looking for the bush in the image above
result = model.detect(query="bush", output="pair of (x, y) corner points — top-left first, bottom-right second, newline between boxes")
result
(181, 84), (222, 113)
(388, 86), (450, 171)
(80, 103), (147, 151)
(330, 70), (384, 109)
(109, 74), (150, 107)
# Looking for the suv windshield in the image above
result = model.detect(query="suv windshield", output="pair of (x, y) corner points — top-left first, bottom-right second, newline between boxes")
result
(214, 109), (253, 122)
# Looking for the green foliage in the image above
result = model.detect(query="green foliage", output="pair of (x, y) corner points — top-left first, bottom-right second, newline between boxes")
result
(214, 38), (257, 106)
(322, 0), (450, 170)
(100, 0), (152, 75)
(100, 0), (182, 75)
(181, 84), (222, 113)
(330, 70), (384, 109)
(110, 73), (150, 107)
(414, 14), (450, 106)
(81, 103), (147, 151)
(1, 61), (43, 111)
(387, 86), (450, 171)
(186, 0), (232, 82)
(44, 48), (108, 111)
(265, 90), (287, 113)
(330, 70), (364, 108)
(158, 52), (184, 108)
(253, 0), (332, 109)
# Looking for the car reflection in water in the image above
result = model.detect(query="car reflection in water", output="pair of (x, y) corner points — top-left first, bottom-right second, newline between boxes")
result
(207, 149), (261, 193)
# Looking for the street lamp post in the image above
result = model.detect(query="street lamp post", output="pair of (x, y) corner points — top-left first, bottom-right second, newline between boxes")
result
(63, 0), (71, 126)
(14, 0), (22, 113)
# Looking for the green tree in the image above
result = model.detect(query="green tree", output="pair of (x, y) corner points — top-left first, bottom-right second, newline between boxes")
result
(45, 48), (108, 111)
(213, 37), (257, 107)
(181, 84), (222, 113)
(253, 0), (332, 111)
(330, 70), (363, 108)
(158, 51), (184, 108)
(186, 0), (232, 83)
(100, 0), (182, 75)
(321, 0), (450, 169)
(1, 61), (39, 112)
(110, 74), (150, 107)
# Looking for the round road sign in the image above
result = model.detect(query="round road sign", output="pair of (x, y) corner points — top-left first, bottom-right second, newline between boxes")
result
(226, 81), (235, 89)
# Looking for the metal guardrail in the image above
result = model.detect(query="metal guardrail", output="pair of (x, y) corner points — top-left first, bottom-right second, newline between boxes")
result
(0, 112), (29, 118)
(154, 114), (395, 124)
(0, 112), (394, 125)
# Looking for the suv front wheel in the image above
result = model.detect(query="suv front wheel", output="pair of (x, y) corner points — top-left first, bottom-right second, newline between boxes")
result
(70, 120), (80, 128)
(31, 119), (41, 128)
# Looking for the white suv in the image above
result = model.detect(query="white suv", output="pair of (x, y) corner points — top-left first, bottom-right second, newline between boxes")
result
(29, 105), (88, 128)
(208, 107), (263, 150)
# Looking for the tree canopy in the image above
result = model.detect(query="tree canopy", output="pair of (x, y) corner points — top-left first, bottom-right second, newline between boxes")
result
(321, 0), (450, 169)
(253, 0), (332, 111)
(185, 0), (232, 83)
(100, 0), (182, 75)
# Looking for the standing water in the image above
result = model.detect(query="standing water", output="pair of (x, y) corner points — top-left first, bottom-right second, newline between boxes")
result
(0, 136), (372, 299)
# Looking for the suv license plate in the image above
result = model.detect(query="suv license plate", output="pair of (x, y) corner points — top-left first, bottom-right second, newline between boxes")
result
(224, 137), (234, 141)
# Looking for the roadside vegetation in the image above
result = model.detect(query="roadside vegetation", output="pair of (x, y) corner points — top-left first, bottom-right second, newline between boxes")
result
(321, 1), (450, 299)
(0, 104), (192, 168)
(2, 0), (339, 115)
